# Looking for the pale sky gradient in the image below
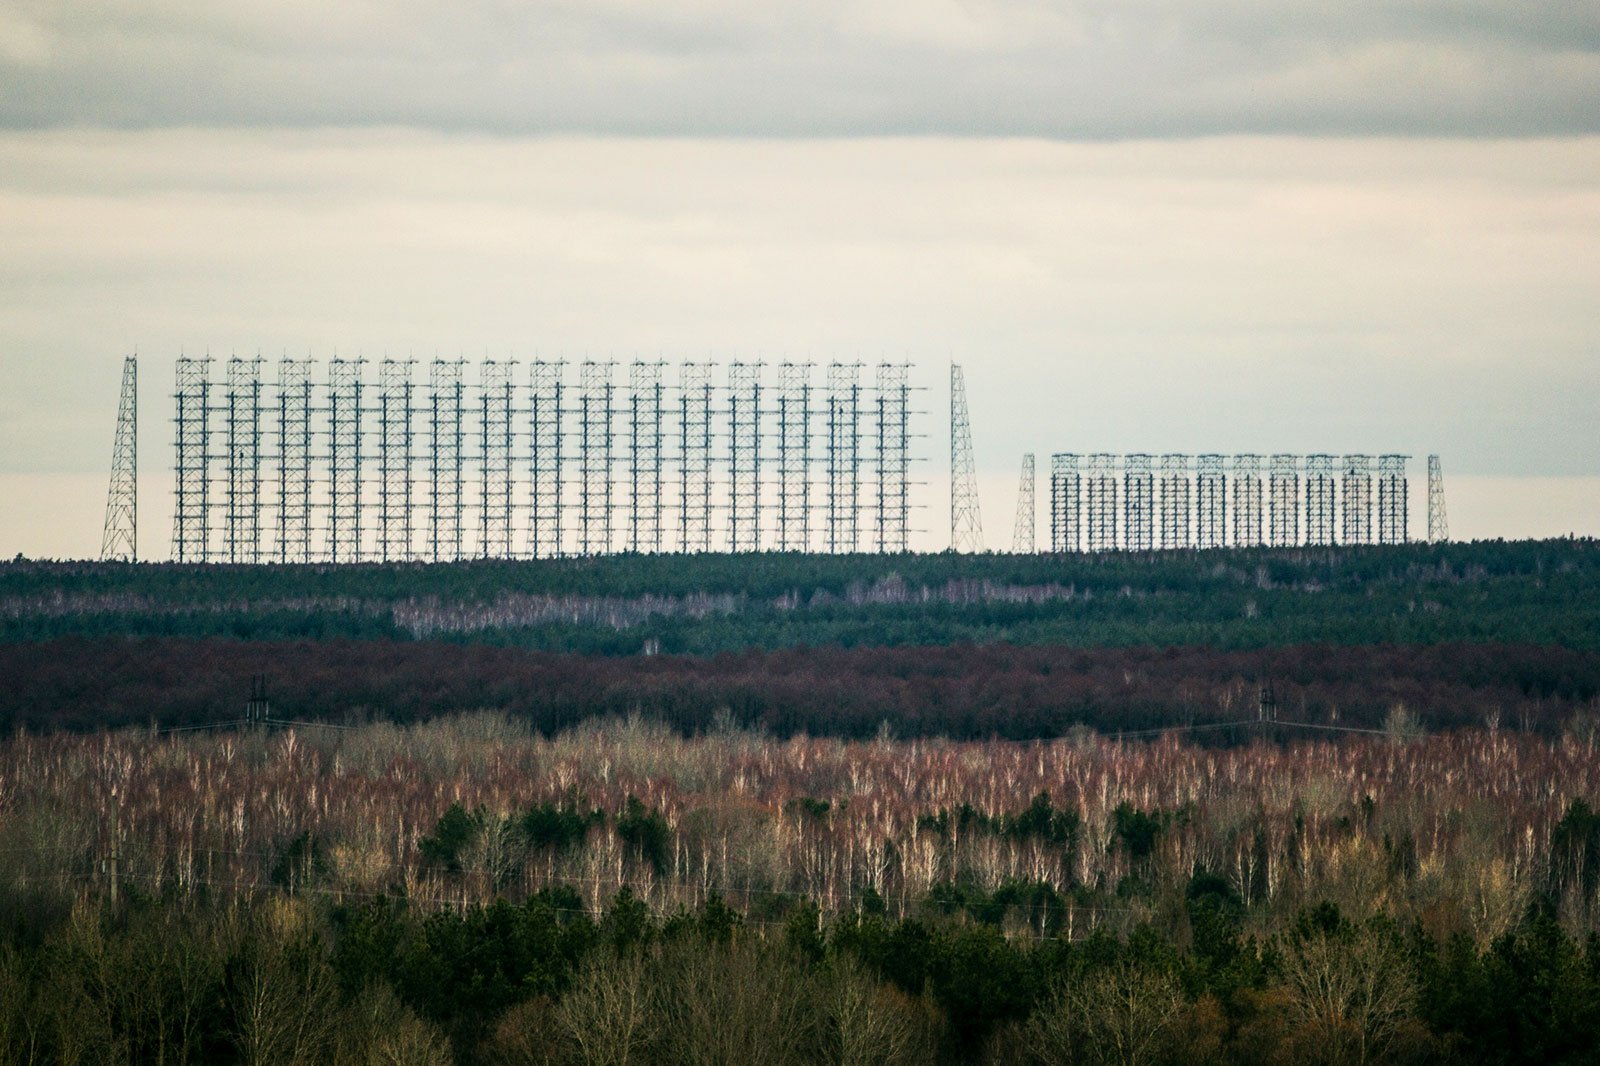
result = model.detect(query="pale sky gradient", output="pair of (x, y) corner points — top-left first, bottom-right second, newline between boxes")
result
(0, 1), (1597, 557)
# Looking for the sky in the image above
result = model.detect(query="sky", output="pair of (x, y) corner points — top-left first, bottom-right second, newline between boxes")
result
(1, 1), (1598, 557)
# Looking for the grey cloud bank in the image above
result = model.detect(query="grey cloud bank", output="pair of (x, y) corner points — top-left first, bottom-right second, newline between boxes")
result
(3, 0), (1599, 136)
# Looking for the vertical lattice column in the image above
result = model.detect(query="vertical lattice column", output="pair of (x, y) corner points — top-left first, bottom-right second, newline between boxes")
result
(1427, 455), (1448, 544)
(1340, 455), (1373, 545)
(1011, 453), (1036, 553)
(949, 363), (983, 552)
(578, 360), (615, 556)
(1124, 454), (1154, 551)
(1378, 454), (1408, 544)
(1268, 454), (1300, 548)
(377, 359), (415, 562)
(1049, 453), (1080, 553)
(101, 356), (138, 562)
(224, 356), (264, 563)
(172, 356), (213, 563)
(529, 360), (565, 558)
(678, 362), (714, 553)
(874, 362), (910, 553)
(827, 362), (863, 554)
(1086, 453), (1118, 552)
(1195, 454), (1226, 550)
(776, 362), (813, 552)
(1305, 454), (1336, 546)
(728, 362), (762, 552)
(1231, 454), (1263, 548)
(327, 358), (367, 563)
(1158, 453), (1192, 550)
(628, 361), (665, 554)
(276, 358), (314, 563)
(478, 360), (517, 559)
(428, 359), (466, 562)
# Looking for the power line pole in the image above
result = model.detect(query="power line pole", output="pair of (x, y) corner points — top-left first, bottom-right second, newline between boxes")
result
(1427, 455), (1448, 544)
(949, 363), (983, 552)
(101, 355), (138, 562)
(1011, 453), (1035, 554)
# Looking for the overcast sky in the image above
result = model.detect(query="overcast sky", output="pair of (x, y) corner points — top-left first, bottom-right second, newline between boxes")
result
(1, 1), (1597, 556)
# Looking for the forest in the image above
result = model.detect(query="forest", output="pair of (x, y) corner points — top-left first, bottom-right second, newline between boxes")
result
(1, 714), (1599, 1063)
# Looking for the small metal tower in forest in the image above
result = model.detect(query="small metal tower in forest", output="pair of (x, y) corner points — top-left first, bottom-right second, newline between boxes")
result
(101, 355), (137, 561)
(949, 363), (983, 552)
(1011, 453), (1035, 554)
(1427, 454), (1448, 544)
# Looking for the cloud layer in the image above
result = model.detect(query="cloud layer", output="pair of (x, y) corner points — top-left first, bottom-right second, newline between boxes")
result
(4, 0), (1599, 136)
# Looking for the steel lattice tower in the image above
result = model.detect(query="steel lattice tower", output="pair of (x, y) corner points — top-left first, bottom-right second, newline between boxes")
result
(276, 357), (314, 563)
(377, 359), (416, 562)
(224, 356), (264, 563)
(1378, 454), (1409, 544)
(428, 359), (466, 562)
(1268, 454), (1300, 548)
(1158, 454), (1192, 550)
(776, 362), (813, 552)
(728, 362), (763, 552)
(172, 355), (213, 563)
(828, 362), (864, 554)
(1124, 454), (1154, 552)
(1305, 453), (1335, 546)
(578, 360), (615, 556)
(874, 362), (910, 553)
(529, 360), (565, 558)
(327, 358), (367, 563)
(1341, 455), (1373, 545)
(678, 362), (714, 553)
(1086, 453), (1118, 552)
(1427, 454), (1448, 544)
(628, 360), (665, 553)
(948, 363), (982, 552)
(479, 360), (517, 559)
(100, 355), (138, 562)
(1231, 455), (1263, 548)
(1049, 453), (1080, 553)
(1195, 454), (1226, 550)
(1011, 453), (1036, 554)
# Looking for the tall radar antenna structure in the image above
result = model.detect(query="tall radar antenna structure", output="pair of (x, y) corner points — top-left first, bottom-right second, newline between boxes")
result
(1011, 453), (1036, 554)
(1427, 455), (1448, 544)
(100, 355), (138, 562)
(949, 363), (983, 552)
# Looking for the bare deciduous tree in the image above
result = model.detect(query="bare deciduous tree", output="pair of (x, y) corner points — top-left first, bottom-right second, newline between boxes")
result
(1024, 962), (1187, 1066)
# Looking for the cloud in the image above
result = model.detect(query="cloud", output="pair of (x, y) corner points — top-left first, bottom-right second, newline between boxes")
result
(2, 0), (1598, 136)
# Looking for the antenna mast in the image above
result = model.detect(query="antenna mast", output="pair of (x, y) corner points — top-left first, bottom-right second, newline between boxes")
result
(1427, 454), (1448, 544)
(949, 363), (983, 552)
(101, 355), (138, 561)
(1011, 453), (1035, 553)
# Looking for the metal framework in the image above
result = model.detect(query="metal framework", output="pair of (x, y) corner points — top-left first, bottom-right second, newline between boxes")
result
(727, 362), (762, 552)
(1427, 454), (1448, 544)
(1378, 454), (1409, 544)
(1231, 454), (1263, 548)
(828, 362), (863, 554)
(578, 361), (615, 556)
(100, 356), (138, 562)
(1158, 453), (1191, 551)
(1124, 453), (1154, 552)
(1086, 453), (1118, 552)
(678, 362), (714, 554)
(478, 360), (517, 559)
(224, 356), (263, 564)
(1268, 453), (1300, 548)
(628, 361), (665, 553)
(377, 359), (415, 562)
(276, 358), (314, 563)
(1305, 453), (1335, 547)
(1195, 454), (1225, 550)
(172, 356), (213, 563)
(874, 362), (911, 553)
(327, 358), (366, 563)
(949, 363), (983, 552)
(1340, 454), (1372, 545)
(428, 359), (465, 562)
(776, 362), (813, 552)
(1012, 453), (1036, 554)
(1049, 453), (1080, 553)
(529, 360), (565, 558)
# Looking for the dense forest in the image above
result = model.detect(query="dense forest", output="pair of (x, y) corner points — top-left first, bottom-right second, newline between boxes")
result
(2, 715), (1599, 1063)
(4, 539), (1599, 653)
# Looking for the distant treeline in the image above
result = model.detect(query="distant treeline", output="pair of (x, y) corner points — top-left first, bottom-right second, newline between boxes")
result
(3, 637), (1594, 736)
